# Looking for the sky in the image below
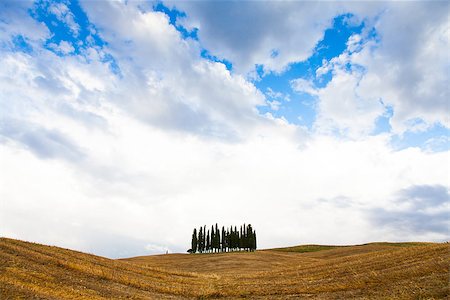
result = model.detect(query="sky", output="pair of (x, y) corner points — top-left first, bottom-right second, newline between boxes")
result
(0, 0), (449, 258)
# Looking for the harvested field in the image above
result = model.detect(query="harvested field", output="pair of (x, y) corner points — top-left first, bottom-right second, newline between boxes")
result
(1, 237), (448, 299)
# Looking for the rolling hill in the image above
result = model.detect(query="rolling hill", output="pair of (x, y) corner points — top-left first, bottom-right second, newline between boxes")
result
(1, 237), (448, 299)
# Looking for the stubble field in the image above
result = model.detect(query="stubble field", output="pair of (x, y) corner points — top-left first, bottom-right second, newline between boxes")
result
(1, 237), (448, 299)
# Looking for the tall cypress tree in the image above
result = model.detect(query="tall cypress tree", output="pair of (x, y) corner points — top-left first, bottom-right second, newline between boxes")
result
(245, 226), (248, 251)
(236, 227), (238, 251)
(191, 228), (197, 253)
(229, 227), (232, 251)
(206, 229), (210, 252)
(226, 228), (230, 252)
(221, 226), (225, 252)
(209, 225), (216, 252)
(236, 226), (238, 250)
(229, 227), (233, 250)
(247, 224), (253, 251)
(231, 228), (234, 250)
(239, 225), (243, 250)
(243, 224), (247, 251)
(214, 223), (219, 252)
(203, 225), (206, 252)
(198, 227), (203, 253)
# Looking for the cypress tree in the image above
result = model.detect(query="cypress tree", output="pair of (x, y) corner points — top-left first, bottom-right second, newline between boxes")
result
(231, 226), (235, 250)
(239, 225), (243, 250)
(203, 225), (206, 252)
(199, 227), (204, 253)
(209, 228), (213, 252)
(211, 225), (215, 252)
(229, 227), (234, 251)
(191, 228), (197, 253)
(227, 227), (233, 251)
(221, 226), (225, 252)
(248, 226), (251, 251)
(243, 224), (247, 251)
(247, 224), (253, 251)
(236, 226), (238, 250)
(229, 227), (232, 251)
(230, 227), (234, 251)
(214, 223), (220, 252)
(226, 228), (230, 252)
(207, 229), (211, 252)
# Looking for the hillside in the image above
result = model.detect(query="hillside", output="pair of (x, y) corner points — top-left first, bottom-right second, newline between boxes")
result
(1, 238), (448, 299)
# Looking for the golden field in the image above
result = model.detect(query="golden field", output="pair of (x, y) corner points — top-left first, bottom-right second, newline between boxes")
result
(0, 237), (448, 299)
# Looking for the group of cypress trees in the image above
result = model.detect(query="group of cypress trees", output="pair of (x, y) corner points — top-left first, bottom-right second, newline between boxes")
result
(189, 223), (256, 253)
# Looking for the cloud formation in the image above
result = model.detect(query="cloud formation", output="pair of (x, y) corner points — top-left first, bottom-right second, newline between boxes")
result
(171, 1), (341, 74)
(297, 1), (450, 136)
(80, 1), (269, 140)
(178, 1), (449, 137)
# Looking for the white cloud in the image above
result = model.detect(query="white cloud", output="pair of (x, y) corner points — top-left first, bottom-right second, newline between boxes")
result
(265, 87), (290, 111)
(175, 1), (448, 136)
(1, 118), (448, 257)
(290, 78), (318, 96)
(287, 1), (449, 139)
(47, 2), (80, 36)
(80, 1), (266, 140)
(48, 40), (74, 54)
(359, 2), (450, 133)
(266, 87), (283, 100)
(309, 2), (450, 136)
(313, 61), (385, 138)
(0, 0), (49, 48)
(267, 100), (281, 111)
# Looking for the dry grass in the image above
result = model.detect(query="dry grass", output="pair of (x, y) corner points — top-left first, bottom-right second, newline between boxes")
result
(1, 238), (448, 299)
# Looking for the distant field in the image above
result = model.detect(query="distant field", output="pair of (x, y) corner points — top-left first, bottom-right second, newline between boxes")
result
(267, 242), (430, 254)
(1, 238), (448, 299)
(268, 244), (339, 253)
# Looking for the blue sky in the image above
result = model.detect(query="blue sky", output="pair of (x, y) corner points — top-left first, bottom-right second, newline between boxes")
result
(255, 14), (365, 129)
(0, 0), (449, 257)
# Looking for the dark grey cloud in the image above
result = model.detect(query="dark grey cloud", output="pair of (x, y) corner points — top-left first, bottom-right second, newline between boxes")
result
(369, 185), (449, 235)
(399, 185), (449, 208)
(0, 119), (85, 161)
(133, 96), (240, 141)
(58, 103), (107, 129)
(170, 1), (342, 73)
(34, 75), (71, 95)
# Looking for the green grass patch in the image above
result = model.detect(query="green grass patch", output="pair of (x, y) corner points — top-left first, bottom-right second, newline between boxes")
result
(364, 242), (429, 247)
(270, 242), (430, 253)
(270, 245), (339, 253)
